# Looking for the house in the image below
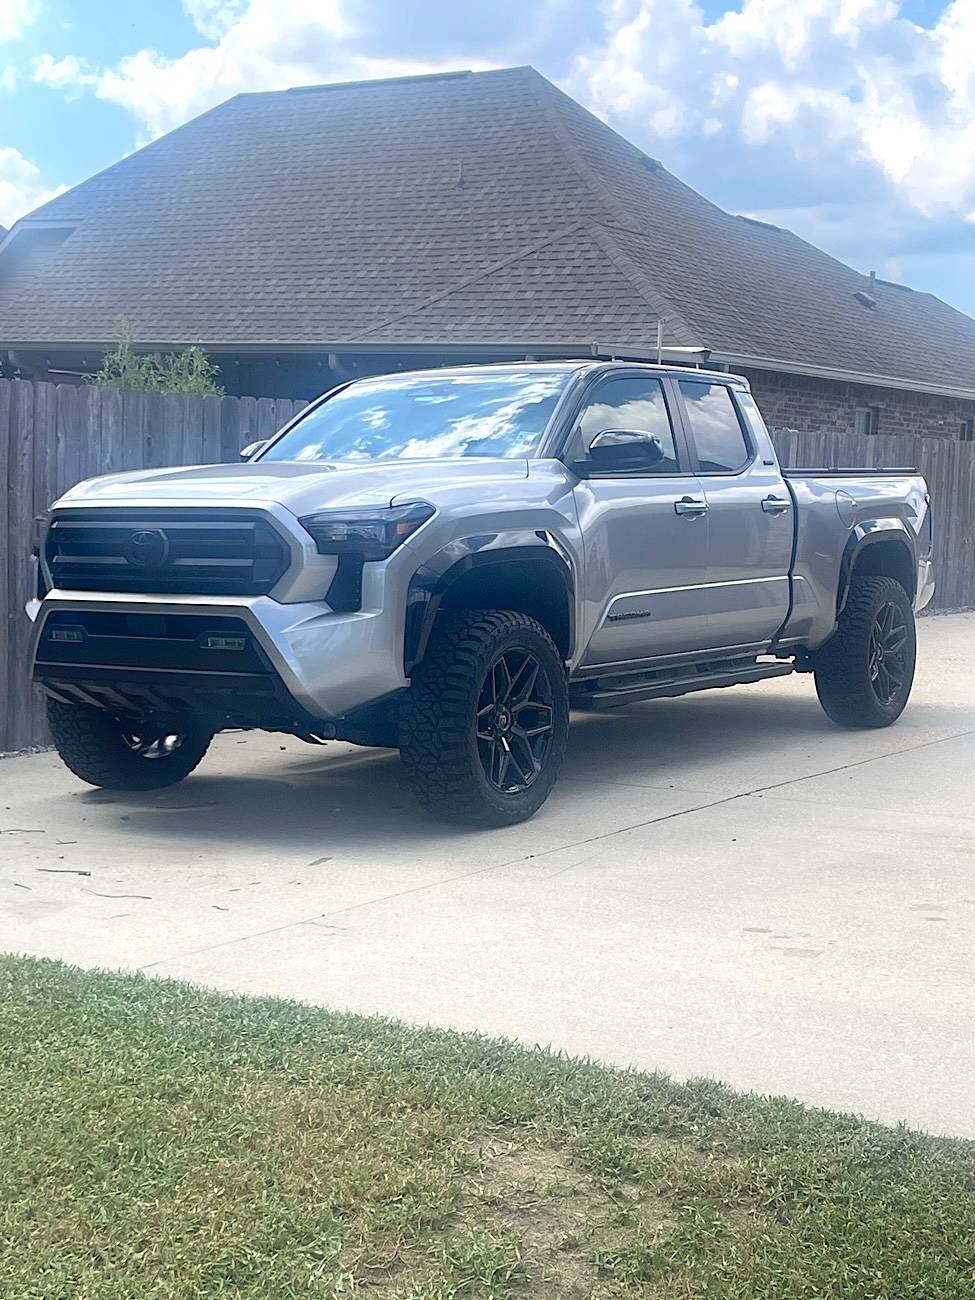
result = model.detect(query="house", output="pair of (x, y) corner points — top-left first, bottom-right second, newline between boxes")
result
(1, 66), (974, 439)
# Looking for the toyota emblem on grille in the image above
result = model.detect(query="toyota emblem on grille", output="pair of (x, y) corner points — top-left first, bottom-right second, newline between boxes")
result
(124, 528), (169, 568)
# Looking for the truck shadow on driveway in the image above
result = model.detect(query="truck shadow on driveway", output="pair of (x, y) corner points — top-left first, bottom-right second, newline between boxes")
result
(74, 684), (908, 855)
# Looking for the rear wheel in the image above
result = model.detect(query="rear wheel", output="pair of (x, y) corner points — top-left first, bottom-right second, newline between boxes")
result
(814, 576), (916, 728)
(47, 699), (213, 790)
(400, 610), (569, 826)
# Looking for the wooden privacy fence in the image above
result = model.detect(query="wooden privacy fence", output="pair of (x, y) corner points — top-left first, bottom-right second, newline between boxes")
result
(1, 381), (305, 753)
(2, 377), (974, 752)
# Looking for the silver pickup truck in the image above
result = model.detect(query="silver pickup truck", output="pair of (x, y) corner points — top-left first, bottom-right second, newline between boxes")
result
(29, 361), (934, 825)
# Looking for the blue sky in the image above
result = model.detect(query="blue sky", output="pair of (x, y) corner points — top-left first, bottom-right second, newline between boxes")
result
(2, 0), (974, 317)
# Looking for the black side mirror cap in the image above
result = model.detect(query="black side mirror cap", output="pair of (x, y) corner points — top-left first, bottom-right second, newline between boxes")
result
(587, 429), (665, 473)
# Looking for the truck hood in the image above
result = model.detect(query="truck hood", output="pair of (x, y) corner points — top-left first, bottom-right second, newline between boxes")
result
(55, 457), (531, 515)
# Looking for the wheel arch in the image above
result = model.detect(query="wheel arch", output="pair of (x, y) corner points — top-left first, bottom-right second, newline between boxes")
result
(838, 522), (917, 613)
(404, 536), (575, 673)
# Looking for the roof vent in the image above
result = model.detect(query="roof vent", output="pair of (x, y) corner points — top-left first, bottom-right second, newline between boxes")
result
(641, 155), (663, 174)
(853, 290), (877, 309)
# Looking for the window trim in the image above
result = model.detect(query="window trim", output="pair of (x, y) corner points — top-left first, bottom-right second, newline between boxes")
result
(556, 367), (696, 479)
(675, 377), (757, 478)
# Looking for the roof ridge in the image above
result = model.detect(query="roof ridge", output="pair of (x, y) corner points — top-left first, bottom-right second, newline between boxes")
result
(240, 66), (535, 100)
(586, 221), (700, 347)
(358, 221), (589, 338)
(523, 72), (699, 347)
(523, 70), (635, 233)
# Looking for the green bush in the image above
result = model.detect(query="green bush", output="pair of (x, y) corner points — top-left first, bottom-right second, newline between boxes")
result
(90, 328), (223, 396)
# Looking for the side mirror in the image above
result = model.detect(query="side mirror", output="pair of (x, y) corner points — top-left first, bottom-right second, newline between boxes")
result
(586, 429), (665, 473)
(240, 440), (269, 460)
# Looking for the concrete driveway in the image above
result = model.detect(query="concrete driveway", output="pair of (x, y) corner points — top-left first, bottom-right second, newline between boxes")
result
(3, 612), (974, 1137)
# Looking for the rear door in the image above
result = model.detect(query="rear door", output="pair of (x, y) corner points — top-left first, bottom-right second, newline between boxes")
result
(676, 378), (793, 650)
(568, 371), (711, 666)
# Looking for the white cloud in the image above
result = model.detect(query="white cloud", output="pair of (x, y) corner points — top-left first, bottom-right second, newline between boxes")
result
(572, 0), (975, 224)
(1, 65), (18, 91)
(89, 0), (476, 140)
(33, 52), (98, 93)
(33, 0), (493, 140)
(0, 0), (35, 45)
(0, 147), (67, 228)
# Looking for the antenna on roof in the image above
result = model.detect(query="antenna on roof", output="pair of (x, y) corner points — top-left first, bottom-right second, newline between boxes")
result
(655, 320), (663, 364)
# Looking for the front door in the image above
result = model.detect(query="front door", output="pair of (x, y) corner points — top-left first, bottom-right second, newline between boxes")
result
(569, 372), (711, 667)
(676, 378), (793, 649)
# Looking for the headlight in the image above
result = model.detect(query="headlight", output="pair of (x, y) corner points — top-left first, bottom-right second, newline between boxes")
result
(299, 502), (434, 560)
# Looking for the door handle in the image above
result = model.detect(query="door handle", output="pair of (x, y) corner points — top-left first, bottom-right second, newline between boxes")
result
(674, 496), (708, 517)
(762, 495), (792, 513)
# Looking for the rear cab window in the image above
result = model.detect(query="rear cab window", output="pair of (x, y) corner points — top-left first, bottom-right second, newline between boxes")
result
(679, 380), (752, 474)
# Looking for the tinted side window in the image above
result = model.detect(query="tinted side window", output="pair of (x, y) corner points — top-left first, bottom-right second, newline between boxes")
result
(679, 381), (751, 473)
(577, 376), (679, 473)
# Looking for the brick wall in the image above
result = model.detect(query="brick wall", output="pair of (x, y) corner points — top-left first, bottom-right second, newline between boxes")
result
(741, 367), (975, 439)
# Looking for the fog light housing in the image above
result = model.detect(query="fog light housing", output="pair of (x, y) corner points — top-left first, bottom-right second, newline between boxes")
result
(203, 635), (248, 651)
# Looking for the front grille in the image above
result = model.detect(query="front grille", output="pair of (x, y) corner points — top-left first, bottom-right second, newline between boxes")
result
(46, 509), (290, 595)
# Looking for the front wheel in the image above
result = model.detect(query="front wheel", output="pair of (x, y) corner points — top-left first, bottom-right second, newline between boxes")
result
(814, 576), (916, 728)
(47, 699), (213, 790)
(400, 610), (569, 826)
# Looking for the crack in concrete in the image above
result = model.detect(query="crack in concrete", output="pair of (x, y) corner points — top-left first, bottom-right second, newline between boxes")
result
(139, 724), (975, 971)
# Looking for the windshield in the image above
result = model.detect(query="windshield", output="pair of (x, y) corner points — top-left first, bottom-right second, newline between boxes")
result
(262, 368), (572, 463)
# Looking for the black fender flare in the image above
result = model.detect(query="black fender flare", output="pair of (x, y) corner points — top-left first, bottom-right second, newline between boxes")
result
(404, 532), (576, 673)
(838, 519), (917, 613)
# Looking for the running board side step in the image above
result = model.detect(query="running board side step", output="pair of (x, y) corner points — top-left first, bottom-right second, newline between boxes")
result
(570, 661), (794, 709)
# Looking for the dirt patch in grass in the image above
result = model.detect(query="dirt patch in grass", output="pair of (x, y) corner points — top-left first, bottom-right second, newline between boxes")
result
(471, 1142), (604, 1297)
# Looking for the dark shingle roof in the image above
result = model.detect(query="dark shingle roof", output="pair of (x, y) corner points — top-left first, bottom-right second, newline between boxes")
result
(2, 66), (974, 397)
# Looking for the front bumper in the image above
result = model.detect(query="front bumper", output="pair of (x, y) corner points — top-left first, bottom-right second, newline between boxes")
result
(29, 588), (410, 725)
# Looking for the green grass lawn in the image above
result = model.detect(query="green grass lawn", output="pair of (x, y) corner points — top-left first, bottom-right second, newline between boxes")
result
(2, 957), (974, 1299)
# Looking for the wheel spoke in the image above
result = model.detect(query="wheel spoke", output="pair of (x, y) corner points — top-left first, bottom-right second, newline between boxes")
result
(878, 662), (891, 699)
(507, 731), (537, 785)
(476, 703), (496, 741)
(494, 657), (512, 704)
(491, 739), (510, 788)
(510, 658), (540, 706)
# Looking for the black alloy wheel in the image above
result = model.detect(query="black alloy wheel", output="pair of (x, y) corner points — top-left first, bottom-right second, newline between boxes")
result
(475, 648), (555, 793)
(400, 609), (570, 825)
(47, 698), (213, 789)
(813, 575), (916, 728)
(868, 600), (909, 706)
(122, 728), (187, 759)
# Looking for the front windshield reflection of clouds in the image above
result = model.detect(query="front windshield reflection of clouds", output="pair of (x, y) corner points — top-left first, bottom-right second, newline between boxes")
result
(264, 369), (571, 462)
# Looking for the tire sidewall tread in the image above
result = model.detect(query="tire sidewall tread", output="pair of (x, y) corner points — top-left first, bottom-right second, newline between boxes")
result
(47, 699), (213, 790)
(400, 609), (569, 826)
(814, 576), (916, 729)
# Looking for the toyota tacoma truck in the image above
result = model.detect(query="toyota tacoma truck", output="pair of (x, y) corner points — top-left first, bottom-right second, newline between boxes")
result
(27, 362), (934, 825)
